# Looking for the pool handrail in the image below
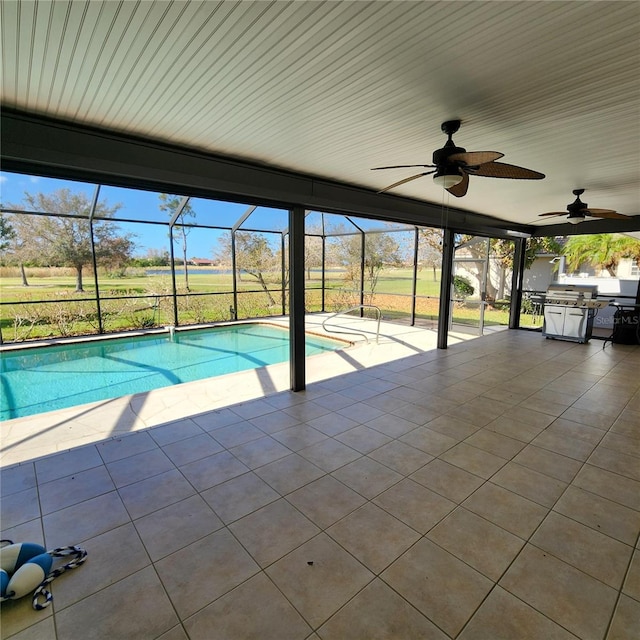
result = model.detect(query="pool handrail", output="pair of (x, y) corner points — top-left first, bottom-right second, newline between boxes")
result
(321, 305), (381, 344)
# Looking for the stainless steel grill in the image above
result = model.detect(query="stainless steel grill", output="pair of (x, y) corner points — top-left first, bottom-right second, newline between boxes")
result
(542, 284), (610, 343)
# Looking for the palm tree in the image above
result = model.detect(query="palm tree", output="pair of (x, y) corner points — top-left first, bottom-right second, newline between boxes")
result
(562, 234), (640, 277)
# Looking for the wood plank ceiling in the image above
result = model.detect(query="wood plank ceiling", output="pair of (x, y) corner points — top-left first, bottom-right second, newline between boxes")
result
(1, 1), (639, 232)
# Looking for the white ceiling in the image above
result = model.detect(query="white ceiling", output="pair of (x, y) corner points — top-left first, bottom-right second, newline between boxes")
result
(1, 0), (639, 230)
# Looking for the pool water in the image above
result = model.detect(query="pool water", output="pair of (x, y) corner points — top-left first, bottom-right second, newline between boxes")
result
(0, 324), (345, 420)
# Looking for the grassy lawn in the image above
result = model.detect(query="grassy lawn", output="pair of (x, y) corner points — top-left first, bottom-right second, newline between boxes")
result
(0, 266), (540, 341)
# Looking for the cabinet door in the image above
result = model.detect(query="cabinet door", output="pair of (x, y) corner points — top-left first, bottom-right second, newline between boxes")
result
(563, 309), (587, 339)
(544, 306), (565, 336)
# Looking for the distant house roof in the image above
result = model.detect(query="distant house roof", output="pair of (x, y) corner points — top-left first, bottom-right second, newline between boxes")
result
(190, 258), (216, 266)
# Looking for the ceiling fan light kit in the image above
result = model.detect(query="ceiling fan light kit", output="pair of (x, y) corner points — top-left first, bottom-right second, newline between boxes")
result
(538, 188), (629, 224)
(433, 170), (463, 188)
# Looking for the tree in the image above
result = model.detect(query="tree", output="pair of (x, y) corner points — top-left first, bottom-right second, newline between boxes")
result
(0, 213), (16, 252)
(159, 194), (195, 291)
(330, 226), (403, 295)
(561, 234), (640, 277)
(6, 189), (134, 291)
(215, 231), (281, 305)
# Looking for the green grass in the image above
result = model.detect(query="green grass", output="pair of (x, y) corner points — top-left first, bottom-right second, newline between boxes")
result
(0, 266), (537, 341)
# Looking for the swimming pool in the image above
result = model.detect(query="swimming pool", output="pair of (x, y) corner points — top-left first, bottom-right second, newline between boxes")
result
(0, 324), (346, 420)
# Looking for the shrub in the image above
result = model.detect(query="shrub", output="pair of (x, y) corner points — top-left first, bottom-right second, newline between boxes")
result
(453, 275), (474, 299)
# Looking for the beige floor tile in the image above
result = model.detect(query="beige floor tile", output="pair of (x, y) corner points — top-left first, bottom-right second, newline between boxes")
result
(147, 418), (204, 446)
(464, 428), (526, 460)
(506, 406), (555, 430)
(439, 442), (508, 479)
(157, 626), (189, 640)
(589, 446), (640, 482)
(248, 410), (302, 434)
(389, 402), (440, 426)
(1, 463), (37, 496)
(211, 421), (264, 447)
(117, 468), (196, 519)
(336, 401), (385, 423)
(427, 507), (524, 580)
(266, 533), (374, 628)
(559, 406), (616, 430)
(332, 457), (402, 499)
(423, 414), (479, 441)
(297, 438), (362, 472)
(230, 435), (292, 468)
(305, 412), (361, 436)
(106, 448), (175, 488)
(96, 431), (158, 463)
(459, 585), (578, 640)
(51, 522), (149, 610)
(34, 445), (103, 484)
(286, 475), (366, 529)
(55, 566), (178, 640)
(607, 594), (640, 640)
(623, 550), (640, 601)
(184, 572), (312, 640)
(532, 429), (596, 462)
(365, 414), (420, 438)
(179, 450), (249, 491)
(254, 452), (325, 494)
(38, 465), (115, 515)
(335, 425), (393, 454)
(160, 432), (224, 466)
(399, 426), (458, 456)
(485, 414), (547, 443)
(462, 481), (548, 540)
(554, 486), (640, 546)
(546, 418), (606, 445)
(491, 462), (567, 507)
(381, 537), (493, 638)
(43, 491), (130, 547)
(271, 424), (328, 451)
(0, 614), (55, 640)
(318, 578), (448, 640)
(367, 440), (433, 475)
(282, 400), (332, 422)
(512, 444), (582, 483)
(134, 494), (223, 560)
(327, 502), (420, 573)
(155, 528), (260, 619)
(531, 511), (633, 589)
(229, 498), (320, 567)
(1, 487), (40, 530)
(373, 478), (456, 533)
(600, 432), (640, 458)
(500, 544), (618, 640)
(446, 396), (510, 427)
(410, 458), (484, 503)
(231, 398), (279, 420)
(200, 471), (279, 523)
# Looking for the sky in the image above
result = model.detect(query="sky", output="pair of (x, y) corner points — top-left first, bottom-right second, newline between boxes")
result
(0, 170), (417, 260)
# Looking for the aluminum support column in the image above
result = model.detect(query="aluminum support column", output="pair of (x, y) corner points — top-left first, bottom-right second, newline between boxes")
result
(437, 229), (455, 349)
(411, 227), (419, 326)
(289, 206), (306, 391)
(88, 185), (103, 334)
(509, 237), (527, 329)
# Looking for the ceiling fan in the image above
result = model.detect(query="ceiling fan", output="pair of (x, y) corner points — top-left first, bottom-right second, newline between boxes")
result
(371, 120), (545, 197)
(538, 189), (631, 225)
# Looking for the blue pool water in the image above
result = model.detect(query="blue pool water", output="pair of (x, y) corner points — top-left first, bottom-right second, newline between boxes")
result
(0, 324), (344, 420)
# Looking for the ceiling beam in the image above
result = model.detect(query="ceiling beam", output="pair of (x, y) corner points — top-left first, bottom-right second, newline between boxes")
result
(1, 109), (535, 239)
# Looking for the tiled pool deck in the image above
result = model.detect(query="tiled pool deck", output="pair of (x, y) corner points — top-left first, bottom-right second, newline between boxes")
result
(1, 317), (639, 639)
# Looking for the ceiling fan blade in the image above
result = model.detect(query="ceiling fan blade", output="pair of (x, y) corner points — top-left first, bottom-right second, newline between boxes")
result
(377, 171), (436, 193)
(446, 172), (469, 197)
(371, 164), (435, 170)
(470, 162), (545, 180)
(538, 212), (568, 217)
(449, 151), (503, 166)
(585, 208), (618, 215)
(587, 210), (630, 220)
